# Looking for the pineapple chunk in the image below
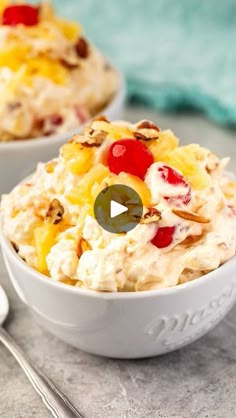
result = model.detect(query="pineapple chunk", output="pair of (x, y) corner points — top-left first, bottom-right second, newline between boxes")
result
(0, 45), (68, 85)
(0, 45), (30, 71)
(34, 224), (59, 273)
(164, 145), (211, 190)
(66, 164), (110, 206)
(148, 129), (179, 162)
(26, 57), (68, 85)
(0, 0), (8, 15)
(114, 172), (151, 206)
(54, 18), (81, 41)
(61, 143), (94, 175)
(91, 121), (134, 140)
(222, 180), (236, 200)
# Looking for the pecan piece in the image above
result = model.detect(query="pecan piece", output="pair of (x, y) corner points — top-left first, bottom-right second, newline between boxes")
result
(12, 242), (19, 253)
(181, 234), (204, 246)
(60, 58), (79, 69)
(172, 208), (210, 224)
(71, 128), (108, 147)
(134, 120), (160, 141)
(93, 114), (110, 123)
(46, 199), (64, 225)
(137, 120), (160, 131)
(134, 132), (148, 141)
(8, 101), (21, 111)
(206, 152), (220, 173)
(77, 237), (91, 258)
(140, 207), (161, 224)
(75, 37), (89, 59)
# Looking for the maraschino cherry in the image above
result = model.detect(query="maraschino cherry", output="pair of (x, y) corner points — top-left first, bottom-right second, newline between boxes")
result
(2, 4), (39, 26)
(157, 164), (191, 205)
(108, 139), (154, 180)
(151, 226), (176, 249)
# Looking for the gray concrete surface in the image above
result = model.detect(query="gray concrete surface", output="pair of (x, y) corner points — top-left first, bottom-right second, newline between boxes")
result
(1, 106), (236, 418)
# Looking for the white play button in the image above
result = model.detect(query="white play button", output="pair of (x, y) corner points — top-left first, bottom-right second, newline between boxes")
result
(110, 200), (128, 218)
(94, 185), (143, 233)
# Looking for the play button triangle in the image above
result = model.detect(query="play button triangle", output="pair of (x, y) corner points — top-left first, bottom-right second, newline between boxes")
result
(110, 200), (128, 218)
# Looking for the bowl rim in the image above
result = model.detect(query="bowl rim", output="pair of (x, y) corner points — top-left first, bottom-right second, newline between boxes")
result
(1, 223), (235, 300)
(0, 67), (125, 150)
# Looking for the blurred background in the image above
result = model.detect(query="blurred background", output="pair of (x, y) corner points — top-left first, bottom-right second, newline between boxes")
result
(57, 0), (236, 127)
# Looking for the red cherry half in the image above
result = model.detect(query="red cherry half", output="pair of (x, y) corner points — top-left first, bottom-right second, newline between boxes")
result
(228, 205), (236, 216)
(157, 164), (191, 206)
(2, 4), (39, 27)
(151, 226), (176, 249)
(159, 165), (185, 184)
(108, 139), (154, 180)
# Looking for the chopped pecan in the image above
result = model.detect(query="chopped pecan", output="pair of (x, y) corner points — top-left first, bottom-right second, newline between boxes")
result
(71, 128), (108, 147)
(206, 152), (220, 173)
(181, 234), (204, 246)
(136, 120), (160, 131)
(46, 199), (64, 225)
(135, 120), (160, 141)
(134, 132), (148, 141)
(172, 208), (210, 224)
(8, 102), (21, 111)
(77, 237), (91, 258)
(75, 37), (89, 59)
(12, 242), (19, 253)
(93, 115), (110, 123)
(60, 58), (79, 69)
(140, 207), (161, 224)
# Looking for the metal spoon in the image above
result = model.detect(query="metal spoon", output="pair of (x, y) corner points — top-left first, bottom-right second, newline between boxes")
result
(0, 285), (84, 418)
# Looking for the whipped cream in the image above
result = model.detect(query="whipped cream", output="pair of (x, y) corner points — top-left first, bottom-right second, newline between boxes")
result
(0, 2), (118, 141)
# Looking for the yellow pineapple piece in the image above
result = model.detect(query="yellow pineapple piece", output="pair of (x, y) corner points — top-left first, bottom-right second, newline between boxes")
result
(34, 224), (59, 273)
(45, 161), (56, 173)
(91, 121), (134, 140)
(223, 180), (236, 200)
(0, 45), (31, 71)
(61, 143), (94, 175)
(66, 164), (110, 206)
(26, 57), (68, 85)
(148, 129), (179, 162)
(54, 17), (81, 41)
(164, 145), (211, 190)
(0, 46), (68, 86)
(114, 172), (151, 206)
(0, 0), (9, 15)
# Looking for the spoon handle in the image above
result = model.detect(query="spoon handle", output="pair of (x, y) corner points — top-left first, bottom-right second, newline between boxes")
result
(0, 327), (84, 418)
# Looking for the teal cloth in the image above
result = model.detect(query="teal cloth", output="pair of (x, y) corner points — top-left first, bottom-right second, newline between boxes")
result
(56, 0), (236, 125)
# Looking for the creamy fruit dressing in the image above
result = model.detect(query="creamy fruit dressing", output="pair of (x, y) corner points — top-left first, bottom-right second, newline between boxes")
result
(1, 118), (236, 291)
(0, 2), (118, 141)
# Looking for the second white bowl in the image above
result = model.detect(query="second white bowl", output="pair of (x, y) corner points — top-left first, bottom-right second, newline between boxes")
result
(0, 72), (125, 195)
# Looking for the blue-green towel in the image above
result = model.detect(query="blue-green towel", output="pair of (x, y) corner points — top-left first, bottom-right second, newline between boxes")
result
(57, 0), (236, 125)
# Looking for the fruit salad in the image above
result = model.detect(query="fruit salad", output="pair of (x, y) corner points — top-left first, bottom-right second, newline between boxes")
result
(0, 1), (118, 141)
(1, 117), (236, 291)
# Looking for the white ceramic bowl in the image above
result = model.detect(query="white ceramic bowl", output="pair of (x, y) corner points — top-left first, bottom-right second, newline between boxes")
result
(0, 71), (125, 195)
(1, 226), (236, 359)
